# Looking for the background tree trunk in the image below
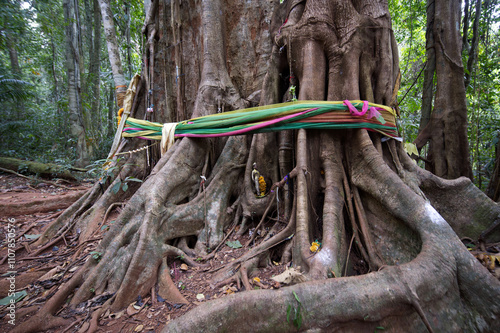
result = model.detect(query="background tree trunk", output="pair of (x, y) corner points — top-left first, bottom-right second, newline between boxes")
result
(415, 0), (473, 180)
(63, 0), (89, 167)
(419, 0), (435, 134)
(98, 0), (128, 108)
(89, 0), (102, 137)
(464, 0), (482, 89)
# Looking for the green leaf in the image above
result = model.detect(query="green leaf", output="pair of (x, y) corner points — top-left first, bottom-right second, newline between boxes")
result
(111, 180), (122, 194)
(0, 290), (27, 305)
(90, 251), (102, 261)
(226, 240), (242, 249)
(404, 142), (419, 157)
(122, 182), (129, 192)
(125, 177), (143, 183)
(292, 291), (301, 304)
(294, 306), (302, 329)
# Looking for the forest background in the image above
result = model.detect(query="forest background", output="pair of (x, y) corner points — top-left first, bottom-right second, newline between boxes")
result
(0, 0), (499, 193)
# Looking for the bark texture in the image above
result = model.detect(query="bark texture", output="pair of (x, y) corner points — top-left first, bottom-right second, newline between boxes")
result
(63, 0), (90, 167)
(13, 1), (500, 332)
(98, 0), (128, 107)
(415, 0), (473, 180)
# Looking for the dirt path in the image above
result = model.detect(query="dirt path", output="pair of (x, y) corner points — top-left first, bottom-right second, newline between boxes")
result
(0, 175), (90, 217)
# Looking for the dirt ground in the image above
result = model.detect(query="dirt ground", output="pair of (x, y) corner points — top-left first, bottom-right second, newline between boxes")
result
(0, 174), (291, 333)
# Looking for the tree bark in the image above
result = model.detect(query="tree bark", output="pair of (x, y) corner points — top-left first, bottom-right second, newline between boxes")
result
(415, 0), (473, 180)
(63, 0), (90, 167)
(464, 0), (482, 89)
(419, 0), (435, 133)
(90, 0), (102, 132)
(98, 0), (128, 107)
(462, 0), (470, 53)
(486, 136), (500, 201)
(5, 33), (21, 78)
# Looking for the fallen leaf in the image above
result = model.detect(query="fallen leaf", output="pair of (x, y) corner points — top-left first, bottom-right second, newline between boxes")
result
(271, 267), (306, 285)
(196, 293), (205, 301)
(134, 324), (144, 332)
(127, 302), (140, 316)
(226, 240), (242, 249)
(0, 290), (27, 305)
(180, 263), (188, 271)
(39, 266), (63, 281)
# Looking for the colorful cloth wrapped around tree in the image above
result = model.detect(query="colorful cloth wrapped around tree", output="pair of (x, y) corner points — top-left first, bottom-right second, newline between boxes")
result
(121, 100), (400, 152)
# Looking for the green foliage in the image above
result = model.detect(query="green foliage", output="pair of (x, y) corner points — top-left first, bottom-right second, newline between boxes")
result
(90, 251), (103, 262)
(286, 291), (303, 329)
(390, 0), (500, 189)
(0, 77), (34, 102)
(226, 240), (243, 249)
(86, 158), (120, 181)
(463, 3), (500, 190)
(110, 176), (144, 194)
(0, 0), (144, 167)
(389, 0), (427, 144)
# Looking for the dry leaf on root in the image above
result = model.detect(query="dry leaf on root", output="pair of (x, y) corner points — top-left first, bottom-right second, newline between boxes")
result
(271, 267), (306, 285)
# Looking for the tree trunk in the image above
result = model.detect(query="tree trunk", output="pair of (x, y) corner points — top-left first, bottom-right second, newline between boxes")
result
(98, 0), (128, 108)
(462, 0), (471, 53)
(464, 0), (482, 89)
(63, 0), (90, 168)
(419, 0), (435, 133)
(486, 135), (500, 201)
(5, 33), (21, 78)
(415, 0), (473, 180)
(13, 1), (500, 332)
(89, 0), (102, 135)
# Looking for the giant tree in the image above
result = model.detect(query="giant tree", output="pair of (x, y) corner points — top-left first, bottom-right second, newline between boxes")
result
(13, 0), (500, 332)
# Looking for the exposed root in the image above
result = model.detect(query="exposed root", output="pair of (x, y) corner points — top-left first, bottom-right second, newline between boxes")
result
(294, 129), (312, 269)
(212, 205), (296, 284)
(240, 256), (261, 291)
(164, 131), (500, 332)
(12, 268), (86, 333)
(352, 185), (384, 270)
(157, 258), (189, 304)
(341, 164), (371, 266)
